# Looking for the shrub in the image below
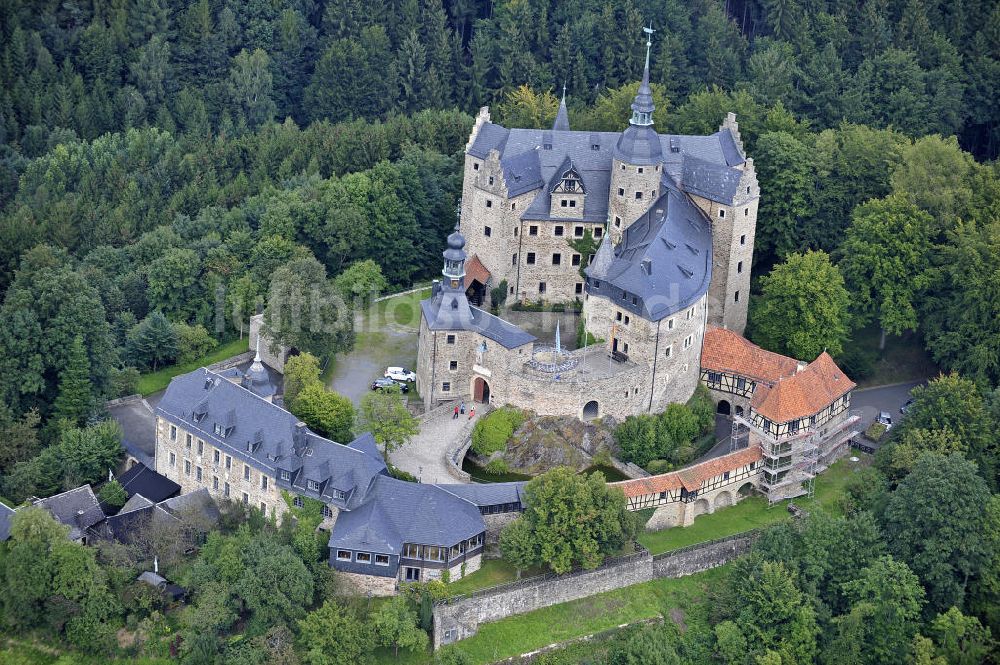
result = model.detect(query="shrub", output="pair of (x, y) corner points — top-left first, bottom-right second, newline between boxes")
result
(865, 422), (888, 441)
(484, 458), (510, 475)
(174, 322), (218, 364)
(471, 407), (525, 456)
(109, 366), (140, 398)
(835, 343), (878, 381)
(646, 459), (673, 474)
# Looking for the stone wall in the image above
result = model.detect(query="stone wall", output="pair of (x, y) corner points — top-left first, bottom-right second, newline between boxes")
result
(433, 530), (758, 649)
(336, 570), (398, 597)
(581, 290), (706, 414)
(155, 415), (291, 523)
(608, 157), (662, 244)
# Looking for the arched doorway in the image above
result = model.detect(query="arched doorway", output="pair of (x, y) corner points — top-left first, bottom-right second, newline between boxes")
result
(738, 482), (755, 497)
(716, 400), (731, 415)
(714, 491), (733, 509)
(582, 400), (599, 420)
(693, 498), (711, 517)
(473, 377), (491, 403)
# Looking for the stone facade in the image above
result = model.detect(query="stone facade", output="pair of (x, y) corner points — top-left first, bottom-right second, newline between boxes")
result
(155, 415), (290, 523)
(609, 158), (664, 243)
(582, 292), (706, 414)
(336, 570), (398, 597)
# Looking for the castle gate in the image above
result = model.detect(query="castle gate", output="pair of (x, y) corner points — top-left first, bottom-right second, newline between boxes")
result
(473, 377), (491, 404)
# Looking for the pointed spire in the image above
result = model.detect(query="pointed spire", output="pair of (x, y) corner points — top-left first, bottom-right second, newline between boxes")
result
(254, 335), (261, 363)
(630, 24), (656, 127)
(553, 83), (571, 132)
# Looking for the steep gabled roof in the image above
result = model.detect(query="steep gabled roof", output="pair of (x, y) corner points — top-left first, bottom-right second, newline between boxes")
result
(463, 254), (491, 289)
(701, 326), (800, 385)
(32, 485), (104, 540)
(751, 353), (855, 424)
(117, 463), (180, 503)
(0, 502), (15, 541)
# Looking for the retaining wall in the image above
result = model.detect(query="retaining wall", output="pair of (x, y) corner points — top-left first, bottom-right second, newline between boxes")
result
(433, 530), (758, 649)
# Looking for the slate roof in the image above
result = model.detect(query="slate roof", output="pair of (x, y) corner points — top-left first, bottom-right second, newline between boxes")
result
(329, 475), (485, 554)
(157, 368), (387, 511)
(585, 179), (713, 321)
(422, 283), (536, 349)
(32, 485), (105, 540)
(0, 502), (15, 541)
(701, 326), (800, 385)
(436, 482), (526, 508)
(751, 353), (855, 424)
(611, 446), (762, 497)
(468, 122), (746, 228)
(553, 95), (570, 132)
(117, 463), (181, 503)
(101, 488), (221, 543)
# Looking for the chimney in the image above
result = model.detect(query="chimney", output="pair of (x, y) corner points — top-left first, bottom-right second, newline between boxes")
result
(640, 258), (652, 276)
(76, 509), (86, 527)
(154, 556), (159, 574)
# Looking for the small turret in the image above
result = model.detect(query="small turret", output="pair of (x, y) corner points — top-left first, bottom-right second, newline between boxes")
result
(553, 84), (570, 132)
(442, 226), (467, 290)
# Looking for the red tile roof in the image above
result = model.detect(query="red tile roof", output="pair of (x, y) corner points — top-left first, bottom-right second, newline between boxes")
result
(610, 446), (762, 498)
(750, 352), (856, 424)
(701, 326), (799, 385)
(464, 254), (491, 289)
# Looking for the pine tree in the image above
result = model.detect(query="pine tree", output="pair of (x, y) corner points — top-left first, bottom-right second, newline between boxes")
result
(52, 334), (94, 427)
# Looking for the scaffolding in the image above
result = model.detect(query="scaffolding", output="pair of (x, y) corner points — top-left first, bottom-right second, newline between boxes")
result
(733, 415), (818, 506)
(734, 409), (864, 506)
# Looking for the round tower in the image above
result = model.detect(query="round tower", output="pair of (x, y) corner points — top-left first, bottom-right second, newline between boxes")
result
(609, 27), (664, 243)
(442, 227), (467, 290)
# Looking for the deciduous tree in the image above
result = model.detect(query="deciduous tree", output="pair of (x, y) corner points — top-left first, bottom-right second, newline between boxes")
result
(751, 250), (851, 359)
(358, 384), (417, 456)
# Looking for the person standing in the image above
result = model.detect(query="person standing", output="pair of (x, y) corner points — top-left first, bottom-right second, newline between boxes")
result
(460, 401), (466, 415)
(468, 406), (476, 420)
(453, 404), (460, 419)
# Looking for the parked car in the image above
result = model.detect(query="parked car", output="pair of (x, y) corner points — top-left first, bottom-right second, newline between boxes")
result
(371, 377), (409, 393)
(900, 398), (915, 414)
(878, 411), (893, 430)
(385, 366), (416, 382)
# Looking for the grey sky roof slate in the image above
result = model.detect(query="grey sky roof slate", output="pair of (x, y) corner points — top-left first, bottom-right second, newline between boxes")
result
(33, 485), (105, 540)
(0, 502), (14, 541)
(718, 128), (746, 166)
(468, 122), (745, 228)
(553, 96), (571, 131)
(117, 462), (180, 503)
(421, 292), (536, 349)
(329, 475), (485, 554)
(586, 178), (713, 321)
(157, 369), (387, 511)
(680, 153), (743, 204)
(435, 482), (525, 507)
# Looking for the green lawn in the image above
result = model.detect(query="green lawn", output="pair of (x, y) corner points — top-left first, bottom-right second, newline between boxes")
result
(446, 559), (548, 596)
(450, 565), (725, 664)
(368, 287), (432, 330)
(1, 640), (170, 665)
(374, 565), (726, 665)
(638, 456), (865, 555)
(852, 325), (938, 388)
(137, 338), (249, 395)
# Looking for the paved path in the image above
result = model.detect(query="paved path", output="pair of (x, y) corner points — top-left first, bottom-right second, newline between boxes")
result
(851, 380), (924, 430)
(389, 403), (481, 484)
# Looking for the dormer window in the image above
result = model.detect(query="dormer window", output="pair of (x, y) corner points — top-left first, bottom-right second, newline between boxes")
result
(280, 470), (290, 481)
(214, 423), (225, 437)
(307, 479), (320, 491)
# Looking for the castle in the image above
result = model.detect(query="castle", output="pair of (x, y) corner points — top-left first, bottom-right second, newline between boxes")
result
(417, 33), (758, 421)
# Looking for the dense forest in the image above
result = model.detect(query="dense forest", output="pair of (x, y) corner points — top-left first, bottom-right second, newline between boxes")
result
(0, 0), (998, 662)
